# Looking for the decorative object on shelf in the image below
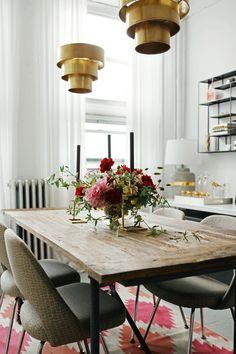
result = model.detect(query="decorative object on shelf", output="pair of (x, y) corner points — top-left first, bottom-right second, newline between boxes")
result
(165, 139), (199, 197)
(210, 123), (236, 136)
(48, 158), (167, 231)
(57, 43), (104, 93)
(119, 0), (189, 55)
(210, 181), (226, 199)
(175, 176), (233, 205)
(174, 195), (233, 206)
(198, 69), (236, 153)
(181, 191), (209, 197)
(206, 78), (224, 102)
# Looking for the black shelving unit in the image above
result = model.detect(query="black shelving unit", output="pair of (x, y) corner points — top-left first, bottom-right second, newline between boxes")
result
(200, 97), (236, 106)
(198, 70), (236, 153)
(210, 113), (236, 119)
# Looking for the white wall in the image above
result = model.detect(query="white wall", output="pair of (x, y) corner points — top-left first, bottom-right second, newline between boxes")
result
(184, 0), (236, 198)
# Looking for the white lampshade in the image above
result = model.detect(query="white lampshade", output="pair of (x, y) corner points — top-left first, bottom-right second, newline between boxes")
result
(165, 139), (199, 165)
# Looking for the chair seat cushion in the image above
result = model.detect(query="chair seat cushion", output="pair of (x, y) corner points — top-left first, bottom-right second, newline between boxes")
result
(58, 282), (126, 338)
(19, 282), (126, 345)
(39, 259), (81, 287)
(144, 275), (228, 308)
(0, 270), (21, 297)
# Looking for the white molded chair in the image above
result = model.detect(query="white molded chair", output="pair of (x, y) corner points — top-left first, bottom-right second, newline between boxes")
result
(153, 207), (185, 219)
(143, 214), (236, 354)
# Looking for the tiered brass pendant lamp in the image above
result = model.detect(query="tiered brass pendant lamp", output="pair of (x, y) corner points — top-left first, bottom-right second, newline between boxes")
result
(57, 43), (104, 93)
(119, 0), (190, 55)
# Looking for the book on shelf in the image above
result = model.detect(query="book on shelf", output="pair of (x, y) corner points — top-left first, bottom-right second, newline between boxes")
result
(210, 129), (236, 136)
(212, 123), (236, 131)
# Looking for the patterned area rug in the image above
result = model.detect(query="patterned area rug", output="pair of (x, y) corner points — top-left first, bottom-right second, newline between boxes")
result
(0, 284), (233, 353)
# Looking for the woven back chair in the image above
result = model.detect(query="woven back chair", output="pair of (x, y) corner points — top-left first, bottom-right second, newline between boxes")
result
(1, 226), (81, 354)
(5, 229), (126, 353)
(0, 224), (10, 271)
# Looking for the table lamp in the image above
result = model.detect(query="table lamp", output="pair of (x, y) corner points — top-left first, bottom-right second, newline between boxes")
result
(165, 139), (199, 196)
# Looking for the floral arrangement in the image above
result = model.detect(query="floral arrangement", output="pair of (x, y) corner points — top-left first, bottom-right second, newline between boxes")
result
(48, 158), (168, 230)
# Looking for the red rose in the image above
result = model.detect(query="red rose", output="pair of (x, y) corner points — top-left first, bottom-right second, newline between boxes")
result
(141, 175), (155, 189)
(134, 168), (142, 175)
(100, 158), (114, 173)
(75, 186), (85, 196)
(116, 164), (131, 175)
(104, 188), (122, 204)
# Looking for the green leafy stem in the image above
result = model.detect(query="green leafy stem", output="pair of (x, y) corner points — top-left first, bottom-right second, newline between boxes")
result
(132, 213), (201, 242)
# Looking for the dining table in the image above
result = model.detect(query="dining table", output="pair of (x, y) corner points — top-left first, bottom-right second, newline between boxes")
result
(3, 208), (236, 354)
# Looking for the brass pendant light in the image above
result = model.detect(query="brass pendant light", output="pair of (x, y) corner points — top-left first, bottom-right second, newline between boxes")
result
(57, 43), (104, 94)
(119, 0), (190, 55)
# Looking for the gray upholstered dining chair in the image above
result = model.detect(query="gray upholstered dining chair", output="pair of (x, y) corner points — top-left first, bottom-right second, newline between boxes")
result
(0, 224), (81, 354)
(5, 228), (126, 354)
(129, 207), (187, 343)
(153, 207), (185, 220)
(142, 214), (236, 354)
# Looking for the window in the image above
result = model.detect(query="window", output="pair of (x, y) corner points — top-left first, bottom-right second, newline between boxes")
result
(84, 4), (129, 170)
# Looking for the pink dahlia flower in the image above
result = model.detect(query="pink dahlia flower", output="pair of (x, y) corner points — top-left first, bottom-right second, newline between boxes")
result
(85, 179), (109, 209)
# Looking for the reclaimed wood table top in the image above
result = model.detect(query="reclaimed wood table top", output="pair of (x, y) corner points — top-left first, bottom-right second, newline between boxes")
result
(4, 209), (236, 284)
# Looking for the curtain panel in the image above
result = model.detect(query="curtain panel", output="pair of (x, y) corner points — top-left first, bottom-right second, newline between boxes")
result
(0, 0), (87, 210)
(126, 30), (187, 192)
(0, 0), (17, 220)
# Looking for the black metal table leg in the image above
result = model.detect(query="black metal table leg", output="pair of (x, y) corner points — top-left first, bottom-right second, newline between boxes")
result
(90, 277), (100, 354)
(111, 286), (152, 354)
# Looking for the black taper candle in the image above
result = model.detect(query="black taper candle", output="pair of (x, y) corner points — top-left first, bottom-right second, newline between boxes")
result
(108, 134), (111, 158)
(76, 145), (81, 181)
(130, 132), (134, 172)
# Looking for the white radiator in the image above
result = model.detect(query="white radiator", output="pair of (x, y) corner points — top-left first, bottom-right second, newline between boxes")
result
(10, 179), (49, 209)
(9, 179), (51, 259)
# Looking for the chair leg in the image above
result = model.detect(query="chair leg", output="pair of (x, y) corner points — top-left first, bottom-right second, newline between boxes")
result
(100, 333), (109, 354)
(143, 297), (161, 341)
(179, 306), (189, 329)
(16, 298), (23, 325)
(83, 339), (90, 354)
(16, 330), (25, 354)
(200, 308), (206, 339)
(230, 307), (235, 321)
(77, 341), (85, 353)
(0, 292), (4, 310)
(130, 285), (140, 343)
(4, 297), (19, 354)
(37, 341), (45, 354)
(152, 294), (156, 306)
(187, 308), (195, 354)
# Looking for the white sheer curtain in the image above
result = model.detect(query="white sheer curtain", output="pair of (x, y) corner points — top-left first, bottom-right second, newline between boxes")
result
(127, 30), (187, 177)
(127, 53), (164, 175)
(0, 0), (87, 210)
(0, 0), (17, 220)
(126, 31), (187, 203)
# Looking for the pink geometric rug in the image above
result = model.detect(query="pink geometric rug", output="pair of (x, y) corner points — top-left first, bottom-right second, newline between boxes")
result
(0, 284), (233, 353)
